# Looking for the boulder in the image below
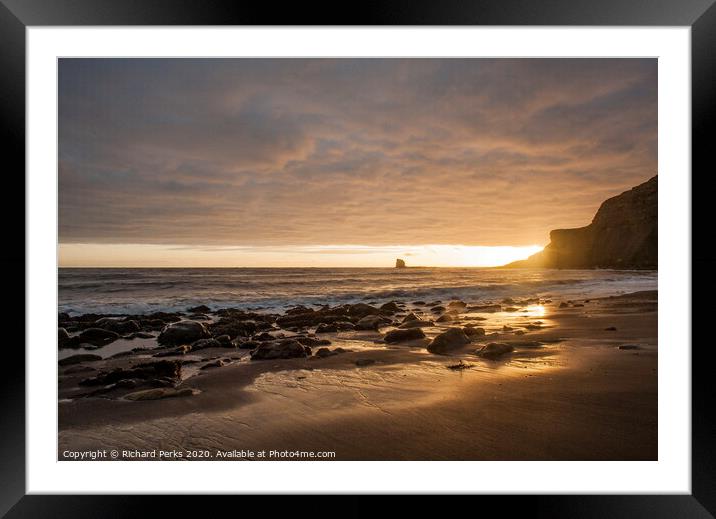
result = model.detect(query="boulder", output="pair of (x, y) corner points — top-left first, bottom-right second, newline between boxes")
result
(383, 328), (426, 343)
(354, 315), (387, 331)
(463, 326), (485, 337)
(79, 360), (181, 386)
(315, 323), (338, 333)
(158, 320), (210, 346)
(476, 342), (514, 359)
(295, 336), (331, 347)
(402, 313), (420, 323)
(187, 304), (211, 313)
(380, 301), (401, 313)
(447, 301), (467, 310)
(190, 338), (223, 351)
(250, 339), (311, 360)
(58, 328), (70, 345)
(427, 328), (471, 354)
(436, 314), (454, 323)
(399, 320), (434, 329)
(77, 327), (121, 346)
(59, 354), (102, 366)
(94, 317), (141, 334)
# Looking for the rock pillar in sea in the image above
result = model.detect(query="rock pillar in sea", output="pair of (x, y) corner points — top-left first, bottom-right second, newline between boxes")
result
(395, 258), (406, 268)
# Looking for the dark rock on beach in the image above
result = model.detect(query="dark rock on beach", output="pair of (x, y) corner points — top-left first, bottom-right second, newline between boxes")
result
(427, 328), (471, 354)
(59, 354), (102, 366)
(399, 319), (434, 329)
(94, 317), (141, 335)
(463, 326), (485, 338)
(158, 320), (210, 346)
(77, 327), (121, 347)
(476, 342), (515, 359)
(250, 339), (311, 360)
(79, 360), (182, 387)
(383, 327), (426, 343)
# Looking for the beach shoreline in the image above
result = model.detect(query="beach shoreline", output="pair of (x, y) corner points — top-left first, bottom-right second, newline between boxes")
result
(58, 290), (657, 461)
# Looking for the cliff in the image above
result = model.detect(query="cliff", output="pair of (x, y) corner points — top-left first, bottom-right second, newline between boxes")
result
(506, 175), (657, 269)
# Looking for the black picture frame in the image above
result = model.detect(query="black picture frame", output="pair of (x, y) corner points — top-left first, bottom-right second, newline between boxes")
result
(2, 0), (712, 516)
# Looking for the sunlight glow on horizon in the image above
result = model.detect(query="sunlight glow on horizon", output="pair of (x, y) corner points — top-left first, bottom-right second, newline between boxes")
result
(58, 243), (544, 268)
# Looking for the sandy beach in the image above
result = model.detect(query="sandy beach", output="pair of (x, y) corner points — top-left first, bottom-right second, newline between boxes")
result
(58, 290), (657, 461)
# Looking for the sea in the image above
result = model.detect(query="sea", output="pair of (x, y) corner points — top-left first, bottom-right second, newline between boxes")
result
(58, 267), (658, 317)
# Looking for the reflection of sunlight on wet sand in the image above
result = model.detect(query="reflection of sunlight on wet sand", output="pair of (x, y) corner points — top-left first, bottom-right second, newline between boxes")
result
(525, 304), (546, 317)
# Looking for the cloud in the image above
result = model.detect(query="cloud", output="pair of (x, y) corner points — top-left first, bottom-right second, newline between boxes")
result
(59, 58), (657, 248)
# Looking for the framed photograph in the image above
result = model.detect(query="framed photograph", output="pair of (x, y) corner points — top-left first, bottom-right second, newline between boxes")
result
(4, 0), (713, 515)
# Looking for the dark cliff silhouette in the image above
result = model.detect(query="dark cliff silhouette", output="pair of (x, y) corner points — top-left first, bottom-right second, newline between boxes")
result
(395, 259), (406, 268)
(506, 175), (657, 269)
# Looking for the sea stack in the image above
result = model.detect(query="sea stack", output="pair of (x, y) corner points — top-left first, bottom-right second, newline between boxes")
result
(395, 258), (406, 268)
(506, 175), (657, 269)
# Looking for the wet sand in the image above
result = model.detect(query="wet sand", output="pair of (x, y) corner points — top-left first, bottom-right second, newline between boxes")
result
(58, 291), (657, 460)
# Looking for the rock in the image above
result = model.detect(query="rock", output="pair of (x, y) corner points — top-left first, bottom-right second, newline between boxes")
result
(77, 327), (121, 346)
(383, 328), (426, 343)
(187, 304), (211, 313)
(253, 332), (276, 342)
(190, 338), (222, 351)
(573, 303), (584, 307)
(59, 354), (102, 366)
(430, 306), (446, 313)
(208, 318), (260, 339)
(63, 365), (96, 374)
(395, 258), (406, 268)
(435, 314), (454, 323)
(58, 328), (70, 345)
(447, 360), (472, 370)
(215, 334), (233, 346)
(605, 326), (618, 331)
(79, 360), (181, 386)
(250, 339), (311, 360)
(354, 315), (386, 331)
(153, 345), (192, 357)
(526, 324), (542, 330)
(506, 176), (657, 269)
(503, 325), (514, 331)
(355, 358), (376, 367)
(315, 323), (338, 333)
(158, 320), (210, 346)
(380, 301), (401, 313)
(427, 328), (471, 354)
(94, 317), (141, 334)
(476, 342), (514, 359)
(514, 330), (526, 335)
(238, 340), (259, 350)
(296, 336), (331, 347)
(559, 302), (569, 308)
(412, 301), (426, 306)
(463, 326), (485, 337)
(124, 387), (194, 401)
(201, 359), (225, 369)
(619, 344), (640, 350)
(398, 319), (434, 329)
(314, 347), (336, 358)
(402, 313), (420, 323)
(447, 301), (467, 310)
(503, 307), (519, 312)
(346, 303), (382, 319)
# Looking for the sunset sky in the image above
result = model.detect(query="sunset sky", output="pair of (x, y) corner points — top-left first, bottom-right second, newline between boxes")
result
(58, 58), (657, 267)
